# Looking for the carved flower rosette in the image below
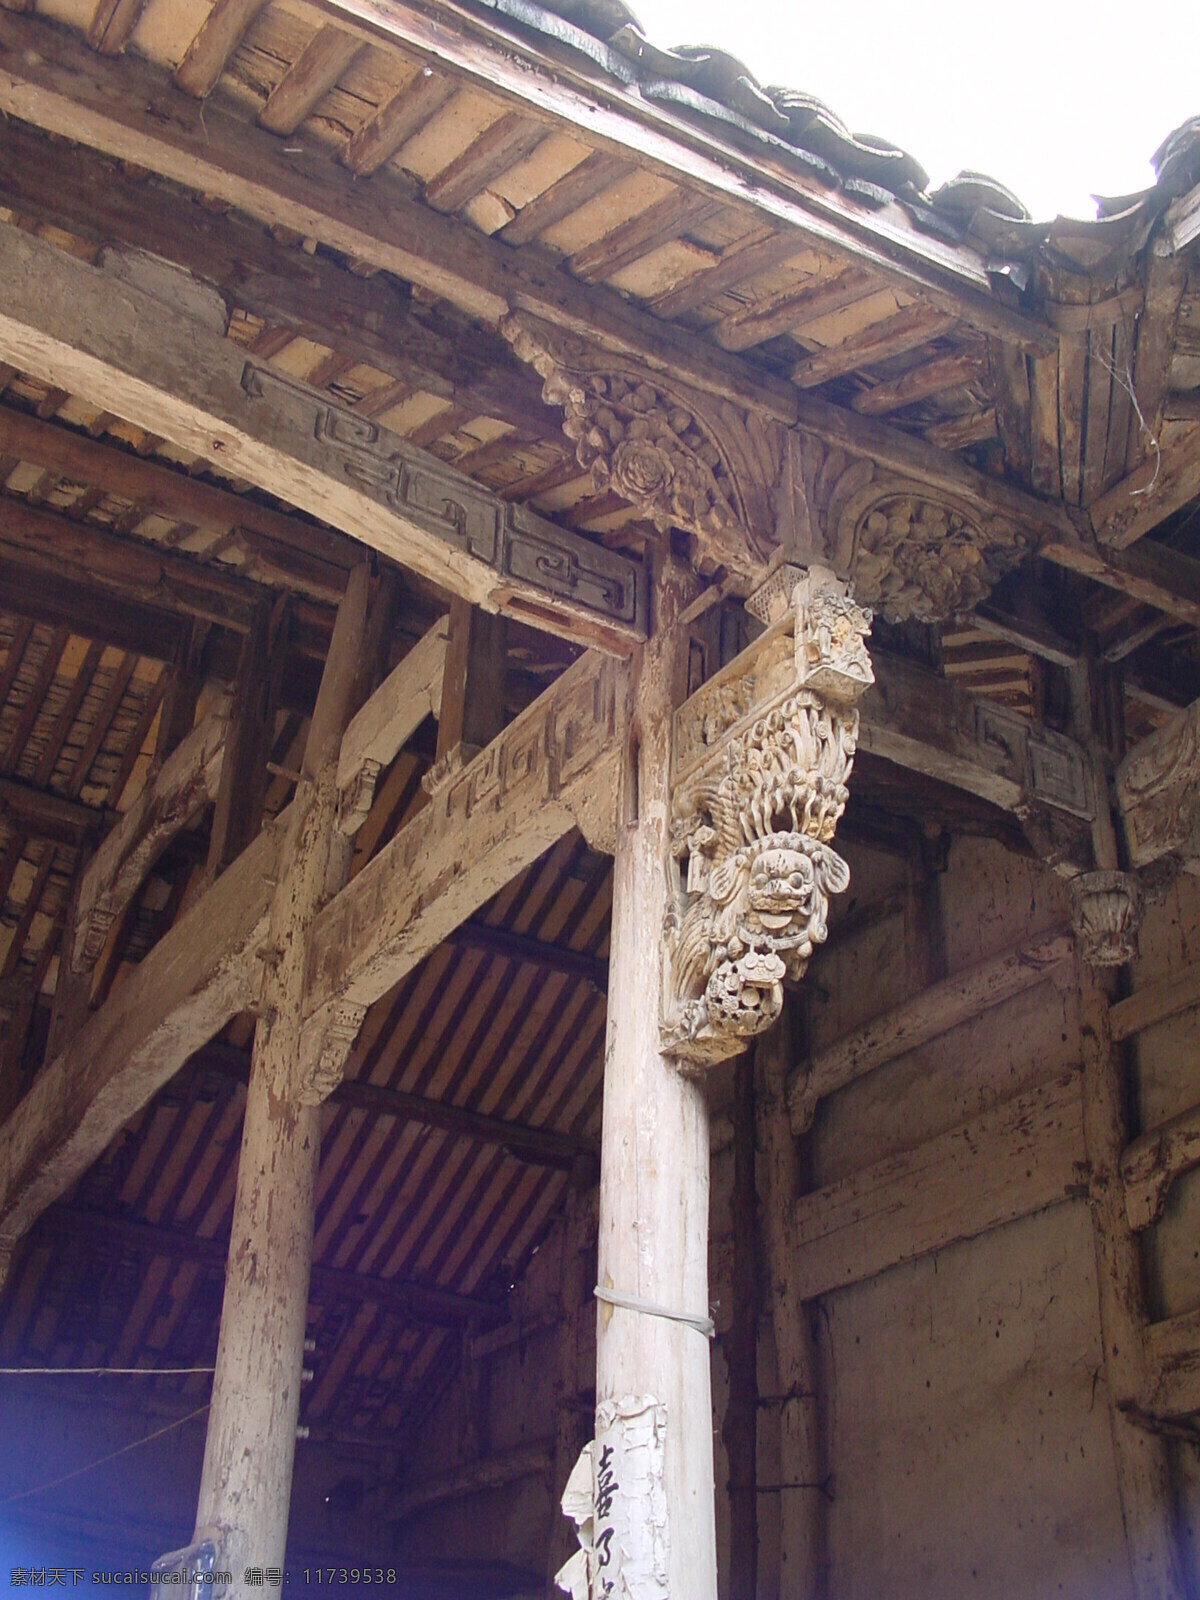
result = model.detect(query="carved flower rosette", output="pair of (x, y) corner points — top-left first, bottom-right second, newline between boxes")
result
(662, 574), (872, 1066)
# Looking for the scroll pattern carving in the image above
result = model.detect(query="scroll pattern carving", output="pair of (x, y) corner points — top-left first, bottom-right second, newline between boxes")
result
(662, 569), (871, 1065)
(1069, 870), (1144, 967)
(501, 314), (798, 578)
(298, 998), (368, 1106)
(239, 360), (644, 633)
(799, 437), (1033, 622)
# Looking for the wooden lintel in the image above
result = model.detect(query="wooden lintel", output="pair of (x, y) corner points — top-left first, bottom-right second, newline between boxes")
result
(788, 929), (1074, 1131)
(0, 222), (645, 654)
(0, 817), (281, 1273)
(70, 706), (228, 973)
(790, 1070), (1087, 1302)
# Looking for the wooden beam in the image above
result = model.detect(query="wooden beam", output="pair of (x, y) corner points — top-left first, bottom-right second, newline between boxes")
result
(0, 121), (564, 450)
(1089, 427), (1200, 551)
(0, 775), (110, 845)
(1110, 958), (1200, 1043)
(69, 706), (227, 973)
(858, 652), (1095, 821)
(1121, 1100), (1200, 1231)
(445, 918), (608, 992)
(258, 25), (363, 136)
(42, 1204), (508, 1326)
(0, 489), (262, 633)
(174, 0), (271, 98)
(1140, 1309), (1200, 1422)
(0, 547), (183, 661)
(790, 1071), (1087, 1302)
(0, 819), (280, 1278)
(304, 648), (625, 1031)
(0, 222), (645, 654)
(851, 348), (987, 417)
(336, 613), (448, 832)
(392, 1441), (552, 1522)
(788, 930), (1074, 1131)
(194, 1039), (595, 1173)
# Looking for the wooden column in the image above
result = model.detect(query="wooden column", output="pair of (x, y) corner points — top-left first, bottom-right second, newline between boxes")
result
(722, 1050), (759, 1600)
(545, 1186), (593, 1596)
(192, 564), (370, 1586)
(594, 553), (718, 1598)
(756, 1008), (826, 1600)
(1068, 652), (1185, 1600)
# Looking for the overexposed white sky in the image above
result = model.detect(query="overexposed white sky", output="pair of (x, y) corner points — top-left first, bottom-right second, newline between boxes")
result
(628, 0), (1199, 222)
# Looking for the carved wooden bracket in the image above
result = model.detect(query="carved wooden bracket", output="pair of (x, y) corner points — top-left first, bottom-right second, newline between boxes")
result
(1069, 869), (1144, 967)
(661, 567), (872, 1065)
(500, 313), (810, 581)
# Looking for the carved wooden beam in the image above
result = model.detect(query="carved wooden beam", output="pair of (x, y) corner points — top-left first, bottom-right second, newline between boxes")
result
(70, 706), (229, 974)
(0, 223), (646, 655)
(302, 648), (626, 1070)
(1115, 696), (1200, 868)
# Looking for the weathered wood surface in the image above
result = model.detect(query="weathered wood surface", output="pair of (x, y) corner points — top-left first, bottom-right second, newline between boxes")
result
(756, 1020), (826, 1600)
(1116, 697), (1200, 868)
(336, 614), (448, 833)
(1092, 427), (1200, 552)
(193, 563), (371, 1582)
(71, 706), (228, 972)
(1122, 1101), (1200, 1230)
(305, 648), (625, 1029)
(1140, 1309), (1200, 1421)
(0, 222), (645, 654)
(1110, 959), (1200, 1042)
(788, 930), (1074, 1131)
(392, 1441), (552, 1523)
(1076, 960), (1187, 1600)
(0, 820), (279, 1278)
(859, 653), (1094, 820)
(594, 556), (717, 1597)
(790, 1070), (1087, 1302)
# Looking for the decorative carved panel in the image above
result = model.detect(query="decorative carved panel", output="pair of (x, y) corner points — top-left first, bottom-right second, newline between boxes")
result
(1117, 698), (1200, 867)
(662, 568), (871, 1066)
(500, 313), (807, 579)
(239, 360), (645, 636)
(799, 437), (1034, 622)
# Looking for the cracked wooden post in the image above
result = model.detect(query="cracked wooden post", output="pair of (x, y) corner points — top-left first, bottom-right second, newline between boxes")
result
(582, 559), (871, 1597)
(189, 562), (371, 1591)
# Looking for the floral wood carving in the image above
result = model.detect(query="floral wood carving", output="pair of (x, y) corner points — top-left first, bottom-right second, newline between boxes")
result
(799, 437), (1033, 622)
(501, 313), (807, 578)
(662, 567), (871, 1066)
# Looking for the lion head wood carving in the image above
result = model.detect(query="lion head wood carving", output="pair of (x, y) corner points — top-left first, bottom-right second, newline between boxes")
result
(662, 569), (872, 1066)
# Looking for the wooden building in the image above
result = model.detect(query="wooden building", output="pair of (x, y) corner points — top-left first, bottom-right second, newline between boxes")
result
(0, 0), (1196, 1593)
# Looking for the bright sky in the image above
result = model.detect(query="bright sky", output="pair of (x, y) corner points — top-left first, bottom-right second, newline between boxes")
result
(628, 0), (1199, 222)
